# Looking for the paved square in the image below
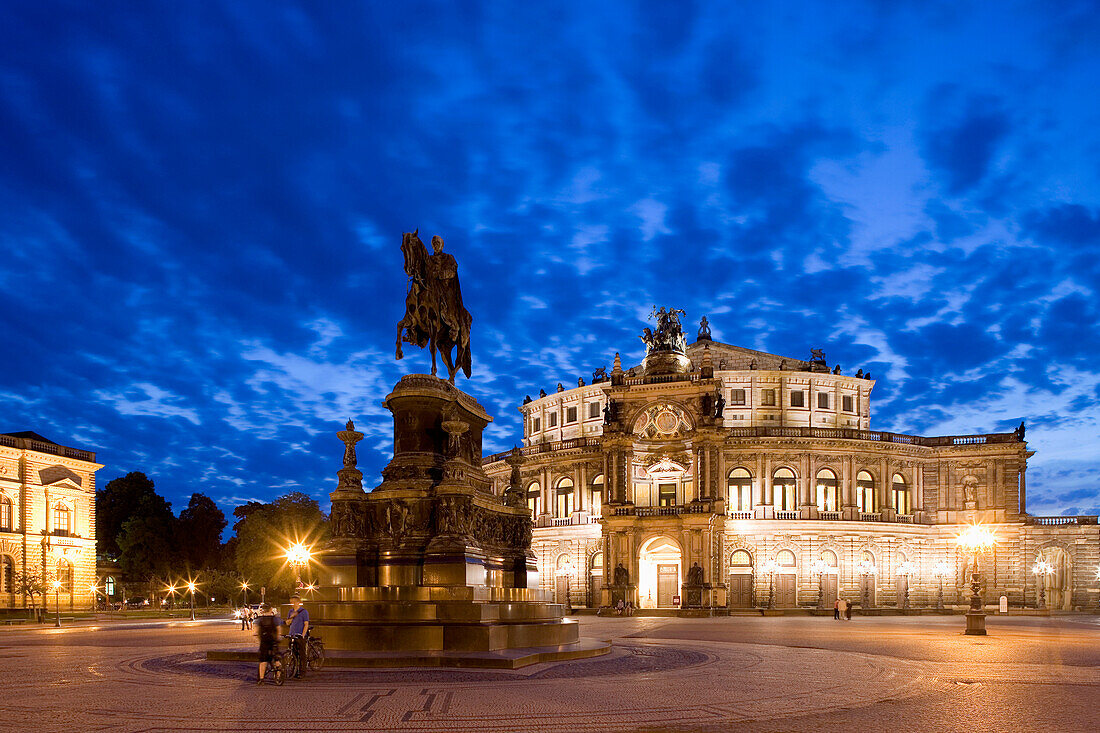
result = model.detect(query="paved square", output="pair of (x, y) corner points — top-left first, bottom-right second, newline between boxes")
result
(2, 614), (1099, 731)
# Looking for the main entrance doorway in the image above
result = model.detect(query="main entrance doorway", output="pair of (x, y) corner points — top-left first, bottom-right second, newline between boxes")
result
(639, 536), (682, 609)
(728, 549), (754, 608)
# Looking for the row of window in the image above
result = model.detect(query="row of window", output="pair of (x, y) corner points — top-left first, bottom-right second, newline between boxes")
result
(728, 468), (911, 514)
(527, 475), (604, 518)
(530, 401), (603, 433)
(732, 388), (858, 412)
(0, 497), (72, 534)
(730, 548), (896, 571)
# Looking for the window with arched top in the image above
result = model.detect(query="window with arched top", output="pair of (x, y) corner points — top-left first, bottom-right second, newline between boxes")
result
(731, 549), (753, 567)
(56, 559), (72, 594)
(590, 551), (603, 571)
(815, 468), (838, 512)
(0, 494), (12, 531)
(526, 481), (541, 518)
(589, 474), (603, 517)
(772, 468), (797, 511)
(776, 549), (797, 567)
(52, 502), (71, 536)
(891, 473), (910, 515)
(861, 550), (875, 565)
(727, 468), (753, 512)
(1, 555), (13, 593)
(105, 576), (116, 597)
(821, 549), (838, 569)
(856, 471), (876, 513)
(555, 477), (574, 517)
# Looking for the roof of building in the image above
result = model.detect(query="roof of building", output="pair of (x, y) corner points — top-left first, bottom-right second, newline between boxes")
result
(1, 430), (57, 444)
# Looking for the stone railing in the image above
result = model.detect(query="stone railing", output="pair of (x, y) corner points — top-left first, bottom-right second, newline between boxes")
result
(776, 510), (799, 520)
(729, 511), (753, 520)
(819, 511), (842, 521)
(587, 515), (602, 524)
(1025, 515), (1098, 526)
(895, 514), (915, 523)
(0, 434), (96, 462)
(612, 502), (714, 518)
(483, 436), (601, 464)
(551, 517), (571, 527)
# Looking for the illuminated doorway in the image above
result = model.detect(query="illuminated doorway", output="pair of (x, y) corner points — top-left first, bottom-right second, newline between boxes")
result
(639, 536), (682, 609)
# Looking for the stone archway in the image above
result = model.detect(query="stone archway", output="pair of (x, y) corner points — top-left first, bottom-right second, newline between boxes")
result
(639, 535), (682, 609)
(1037, 545), (1072, 610)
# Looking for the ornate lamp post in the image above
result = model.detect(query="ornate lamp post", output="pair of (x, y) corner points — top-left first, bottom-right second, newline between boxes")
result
(762, 558), (780, 609)
(240, 580), (249, 609)
(52, 580), (62, 627)
(1032, 560), (1054, 610)
(856, 559), (877, 609)
(932, 560), (950, 610)
(557, 559), (576, 613)
(955, 523), (997, 635)
(286, 543), (313, 588)
(896, 561), (915, 610)
(811, 559), (828, 609)
(186, 581), (197, 621)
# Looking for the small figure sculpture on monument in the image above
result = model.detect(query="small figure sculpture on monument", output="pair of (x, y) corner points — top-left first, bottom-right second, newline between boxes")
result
(523, 395), (532, 404)
(686, 562), (704, 586)
(593, 366), (607, 383)
(577, 377), (585, 387)
(865, 371), (872, 380)
(856, 368), (864, 378)
(643, 305), (688, 353)
(603, 400), (616, 425)
(698, 316), (712, 341)
(395, 230), (472, 383)
(1015, 420), (1026, 441)
(539, 388), (547, 398)
(713, 393), (725, 418)
(613, 562), (630, 586)
(342, 419), (358, 466)
(833, 364), (841, 375)
(557, 383), (564, 392)
(749, 359), (757, 370)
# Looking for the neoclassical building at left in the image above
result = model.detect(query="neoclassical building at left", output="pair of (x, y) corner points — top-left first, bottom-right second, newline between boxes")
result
(0, 432), (101, 610)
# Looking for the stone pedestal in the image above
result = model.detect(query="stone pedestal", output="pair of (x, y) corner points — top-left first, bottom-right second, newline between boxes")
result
(314, 374), (591, 663)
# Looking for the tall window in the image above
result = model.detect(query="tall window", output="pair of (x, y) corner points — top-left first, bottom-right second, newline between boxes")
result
(727, 468), (753, 512)
(588, 401), (600, 419)
(856, 471), (876, 512)
(52, 502), (71, 536)
(761, 389), (776, 406)
(526, 481), (541, 517)
(589, 474), (603, 517)
(548, 412), (557, 427)
(532, 417), (541, 433)
(56, 559), (72, 593)
(565, 407), (578, 424)
(842, 395), (854, 412)
(555, 478), (574, 517)
(790, 390), (805, 407)
(772, 468), (797, 511)
(730, 388), (746, 405)
(892, 473), (911, 515)
(815, 468), (838, 512)
(105, 576), (116, 597)
(658, 483), (677, 507)
(817, 392), (829, 409)
(1, 556), (13, 593)
(0, 495), (12, 531)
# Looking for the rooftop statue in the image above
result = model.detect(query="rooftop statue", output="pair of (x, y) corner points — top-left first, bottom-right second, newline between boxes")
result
(640, 305), (687, 354)
(396, 230), (472, 383)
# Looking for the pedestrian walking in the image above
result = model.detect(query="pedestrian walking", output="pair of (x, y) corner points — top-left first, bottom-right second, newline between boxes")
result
(837, 597), (848, 621)
(254, 604), (284, 684)
(845, 598), (853, 621)
(286, 593), (310, 678)
(833, 598), (840, 620)
(240, 607), (248, 631)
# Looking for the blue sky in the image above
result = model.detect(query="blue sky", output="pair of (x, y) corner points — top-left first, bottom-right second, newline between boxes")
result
(2, 2), (1098, 520)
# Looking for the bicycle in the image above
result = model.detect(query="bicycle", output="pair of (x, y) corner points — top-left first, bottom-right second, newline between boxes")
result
(282, 635), (301, 679)
(305, 631), (325, 671)
(262, 648), (288, 686)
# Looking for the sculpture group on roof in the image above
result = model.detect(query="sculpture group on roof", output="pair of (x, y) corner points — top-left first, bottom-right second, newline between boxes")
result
(640, 305), (688, 354)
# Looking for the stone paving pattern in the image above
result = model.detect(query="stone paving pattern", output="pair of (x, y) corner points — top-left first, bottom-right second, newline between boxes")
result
(2, 614), (1099, 731)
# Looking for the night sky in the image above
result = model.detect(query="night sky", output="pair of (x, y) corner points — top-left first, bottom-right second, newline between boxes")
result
(2, 2), (1098, 521)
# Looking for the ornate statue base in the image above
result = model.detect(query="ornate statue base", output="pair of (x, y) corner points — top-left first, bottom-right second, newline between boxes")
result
(312, 375), (601, 665)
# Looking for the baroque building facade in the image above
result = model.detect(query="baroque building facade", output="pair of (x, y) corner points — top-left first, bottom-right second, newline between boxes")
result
(483, 314), (1099, 613)
(0, 432), (101, 611)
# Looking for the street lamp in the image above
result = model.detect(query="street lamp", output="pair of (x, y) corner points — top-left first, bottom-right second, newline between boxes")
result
(88, 584), (99, 612)
(52, 580), (62, 627)
(956, 523), (998, 635)
(164, 583), (178, 613)
(557, 559), (576, 613)
(186, 581), (197, 621)
(1032, 560), (1054, 610)
(932, 560), (951, 610)
(286, 543), (312, 588)
(810, 559), (828, 609)
(762, 558), (780, 609)
(856, 558), (878, 609)
(240, 581), (250, 610)
(896, 561), (916, 610)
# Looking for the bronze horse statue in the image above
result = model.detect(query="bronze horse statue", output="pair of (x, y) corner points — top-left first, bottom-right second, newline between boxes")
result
(395, 230), (472, 383)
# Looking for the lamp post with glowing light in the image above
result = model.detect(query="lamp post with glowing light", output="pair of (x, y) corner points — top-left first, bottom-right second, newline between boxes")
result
(164, 583), (178, 613)
(811, 558), (828, 609)
(286, 543), (312, 589)
(186, 581), (197, 621)
(88, 584), (99, 612)
(240, 581), (249, 609)
(762, 558), (780, 609)
(1032, 560), (1053, 610)
(932, 560), (950, 610)
(955, 524), (997, 635)
(896, 561), (915, 610)
(52, 580), (62, 627)
(557, 559), (576, 613)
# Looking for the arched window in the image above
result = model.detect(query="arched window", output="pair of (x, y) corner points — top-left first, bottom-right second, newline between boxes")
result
(892, 473), (911, 515)
(731, 549), (753, 568)
(821, 549), (838, 571)
(776, 549), (797, 568)
(772, 468), (797, 511)
(727, 468), (753, 512)
(526, 481), (541, 518)
(0, 494), (12, 531)
(105, 576), (116, 597)
(56, 559), (72, 594)
(1, 556), (13, 593)
(815, 468), (838, 512)
(589, 474), (603, 518)
(555, 477), (574, 518)
(52, 502), (71, 536)
(856, 471), (876, 513)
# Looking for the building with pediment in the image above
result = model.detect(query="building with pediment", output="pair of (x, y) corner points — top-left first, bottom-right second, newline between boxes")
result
(483, 312), (1099, 613)
(0, 432), (101, 611)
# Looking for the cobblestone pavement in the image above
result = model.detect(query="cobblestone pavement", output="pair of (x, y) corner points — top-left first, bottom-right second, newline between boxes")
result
(2, 614), (1099, 731)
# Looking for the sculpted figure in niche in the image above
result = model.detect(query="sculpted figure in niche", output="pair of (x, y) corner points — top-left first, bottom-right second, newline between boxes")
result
(686, 562), (704, 586)
(613, 562), (630, 586)
(962, 475), (979, 506)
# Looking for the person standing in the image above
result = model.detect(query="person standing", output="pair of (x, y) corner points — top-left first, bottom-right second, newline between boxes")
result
(240, 606), (248, 631)
(837, 597), (848, 621)
(845, 598), (853, 621)
(286, 594), (310, 678)
(833, 598), (840, 620)
(254, 604), (284, 684)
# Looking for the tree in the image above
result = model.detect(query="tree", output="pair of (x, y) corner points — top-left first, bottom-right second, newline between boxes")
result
(96, 472), (171, 559)
(12, 570), (51, 621)
(234, 492), (328, 598)
(116, 494), (178, 582)
(177, 493), (227, 571)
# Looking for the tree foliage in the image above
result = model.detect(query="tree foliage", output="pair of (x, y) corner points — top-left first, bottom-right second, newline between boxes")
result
(96, 472), (167, 559)
(234, 492), (328, 598)
(177, 493), (227, 570)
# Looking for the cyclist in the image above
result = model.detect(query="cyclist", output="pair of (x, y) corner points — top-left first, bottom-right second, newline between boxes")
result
(286, 593), (310, 679)
(254, 604), (284, 684)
